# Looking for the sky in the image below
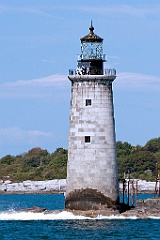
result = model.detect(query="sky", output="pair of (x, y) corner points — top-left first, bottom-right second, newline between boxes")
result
(0, 0), (160, 158)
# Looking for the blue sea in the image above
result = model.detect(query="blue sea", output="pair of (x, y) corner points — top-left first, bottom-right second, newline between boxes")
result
(0, 193), (160, 240)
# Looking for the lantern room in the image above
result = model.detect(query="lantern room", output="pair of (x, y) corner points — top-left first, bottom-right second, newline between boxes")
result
(77, 21), (106, 75)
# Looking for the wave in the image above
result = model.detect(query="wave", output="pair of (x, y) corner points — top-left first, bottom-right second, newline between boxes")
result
(0, 210), (89, 221)
(0, 210), (160, 220)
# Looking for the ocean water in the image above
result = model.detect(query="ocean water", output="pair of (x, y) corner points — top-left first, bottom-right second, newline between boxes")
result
(0, 194), (160, 240)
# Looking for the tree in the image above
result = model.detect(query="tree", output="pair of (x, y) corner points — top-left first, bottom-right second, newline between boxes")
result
(116, 141), (133, 157)
(124, 150), (157, 177)
(0, 155), (15, 165)
(144, 137), (160, 153)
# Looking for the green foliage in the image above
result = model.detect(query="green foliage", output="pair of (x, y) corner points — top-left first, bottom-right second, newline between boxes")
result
(0, 155), (15, 165)
(116, 141), (133, 157)
(144, 137), (160, 153)
(48, 148), (68, 179)
(0, 147), (68, 182)
(117, 141), (158, 181)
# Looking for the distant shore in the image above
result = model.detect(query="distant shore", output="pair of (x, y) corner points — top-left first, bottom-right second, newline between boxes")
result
(0, 191), (64, 194)
(0, 179), (66, 194)
(0, 179), (157, 194)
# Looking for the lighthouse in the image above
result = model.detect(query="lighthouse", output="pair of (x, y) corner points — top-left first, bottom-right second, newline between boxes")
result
(65, 22), (119, 210)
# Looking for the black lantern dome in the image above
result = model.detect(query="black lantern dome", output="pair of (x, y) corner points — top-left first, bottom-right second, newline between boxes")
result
(81, 22), (103, 43)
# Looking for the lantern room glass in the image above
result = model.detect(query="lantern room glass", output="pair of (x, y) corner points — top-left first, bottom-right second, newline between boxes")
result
(81, 42), (103, 60)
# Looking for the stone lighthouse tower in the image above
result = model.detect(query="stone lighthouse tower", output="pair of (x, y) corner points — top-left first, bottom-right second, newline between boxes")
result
(65, 22), (119, 211)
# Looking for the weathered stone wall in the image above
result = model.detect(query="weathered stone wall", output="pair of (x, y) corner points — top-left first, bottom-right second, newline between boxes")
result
(66, 78), (119, 210)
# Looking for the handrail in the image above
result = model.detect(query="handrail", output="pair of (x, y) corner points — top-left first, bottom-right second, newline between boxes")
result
(77, 54), (106, 61)
(69, 68), (116, 76)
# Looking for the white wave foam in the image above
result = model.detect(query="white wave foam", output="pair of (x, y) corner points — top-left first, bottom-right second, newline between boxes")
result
(0, 211), (159, 220)
(97, 214), (138, 220)
(148, 216), (160, 219)
(0, 211), (89, 221)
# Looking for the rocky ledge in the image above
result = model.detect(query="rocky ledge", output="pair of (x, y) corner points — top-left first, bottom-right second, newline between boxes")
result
(65, 198), (160, 219)
(16, 198), (160, 219)
(120, 198), (160, 219)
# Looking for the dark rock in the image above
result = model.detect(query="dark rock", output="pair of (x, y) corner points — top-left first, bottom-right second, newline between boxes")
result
(65, 188), (118, 210)
(19, 206), (46, 213)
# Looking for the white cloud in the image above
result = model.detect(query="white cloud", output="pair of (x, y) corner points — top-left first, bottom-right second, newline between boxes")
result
(3, 74), (67, 87)
(115, 72), (160, 92)
(1, 72), (160, 99)
(0, 74), (69, 99)
(0, 127), (53, 144)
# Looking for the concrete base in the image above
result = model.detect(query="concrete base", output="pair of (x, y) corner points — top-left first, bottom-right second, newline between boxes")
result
(65, 188), (119, 211)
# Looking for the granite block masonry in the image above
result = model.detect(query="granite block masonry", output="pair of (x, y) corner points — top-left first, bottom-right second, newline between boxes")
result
(65, 23), (119, 210)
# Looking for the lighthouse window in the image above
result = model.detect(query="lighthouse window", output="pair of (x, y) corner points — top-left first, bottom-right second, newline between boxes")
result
(86, 99), (91, 106)
(85, 136), (90, 143)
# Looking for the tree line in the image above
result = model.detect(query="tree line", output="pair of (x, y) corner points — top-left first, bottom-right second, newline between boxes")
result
(0, 137), (160, 182)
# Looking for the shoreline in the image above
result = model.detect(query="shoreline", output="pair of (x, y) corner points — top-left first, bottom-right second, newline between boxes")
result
(0, 179), (157, 195)
(2, 198), (158, 219)
(0, 179), (66, 193)
(0, 191), (64, 195)
(0, 190), (155, 195)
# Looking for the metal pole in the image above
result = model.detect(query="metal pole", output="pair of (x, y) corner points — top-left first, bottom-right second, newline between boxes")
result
(136, 180), (138, 200)
(131, 180), (135, 206)
(123, 180), (125, 204)
(128, 180), (130, 206)
(127, 170), (130, 206)
(157, 163), (160, 198)
(154, 163), (158, 198)
(159, 175), (160, 198)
